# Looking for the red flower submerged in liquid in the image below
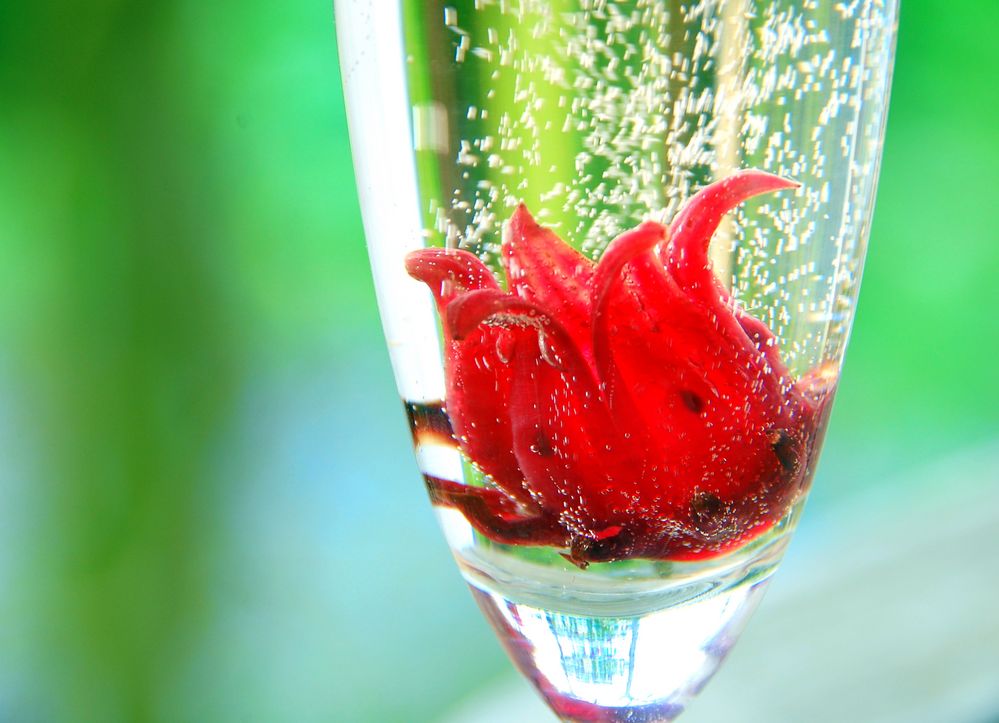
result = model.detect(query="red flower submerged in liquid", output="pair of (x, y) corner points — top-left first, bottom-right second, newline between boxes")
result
(406, 170), (833, 566)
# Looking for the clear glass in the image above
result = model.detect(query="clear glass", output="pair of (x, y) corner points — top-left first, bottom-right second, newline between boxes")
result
(335, 1), (896, 720)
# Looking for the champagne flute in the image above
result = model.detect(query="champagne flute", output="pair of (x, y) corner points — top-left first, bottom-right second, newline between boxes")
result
(335, 1), (897, 720)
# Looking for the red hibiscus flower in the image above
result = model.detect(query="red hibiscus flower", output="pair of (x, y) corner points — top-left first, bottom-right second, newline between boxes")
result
(405, 170), (832, 566)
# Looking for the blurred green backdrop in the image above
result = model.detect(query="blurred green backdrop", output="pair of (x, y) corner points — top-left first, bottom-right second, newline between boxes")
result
(0, 2), (996, 723)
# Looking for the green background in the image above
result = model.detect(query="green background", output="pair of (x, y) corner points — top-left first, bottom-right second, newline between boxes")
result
(0, 2), (995, 722)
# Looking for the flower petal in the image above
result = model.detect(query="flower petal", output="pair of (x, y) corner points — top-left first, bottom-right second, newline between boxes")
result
(590, 220), (671, 390)
(448, 289), (645, 535)
(502, 204), (595, 361)
(405, 249), (525, 504)
(592, 224), (743, 516)
(590, 211), (806, 519)
(405, 247), (499, 310)
(442, 327), (529, 503)
(424, 475), (566, 547)
(736, 311), (791, 381)
(663, 170), (799, 302)
(662, 170), (800, 406)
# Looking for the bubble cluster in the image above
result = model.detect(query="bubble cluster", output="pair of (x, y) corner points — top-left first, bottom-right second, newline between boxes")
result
(405, 0), (895, 374)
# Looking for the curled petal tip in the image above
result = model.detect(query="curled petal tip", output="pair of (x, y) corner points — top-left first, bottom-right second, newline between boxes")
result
(766, 174), (800, 190)
(510, 202), (535, 224)
(506, 203), (539, 244)
(404, 247), (499, 303)
(404, 247), (466, 283)
(594, 220), (668, 277)
(636, 219), (669, 237)
(403, 249), (427, 280)
(726, 168), (799, 192)
(666, 170), (800, 288)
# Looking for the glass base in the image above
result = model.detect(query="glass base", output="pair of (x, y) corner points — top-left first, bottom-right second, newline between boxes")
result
(458, 523), (792, 722)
